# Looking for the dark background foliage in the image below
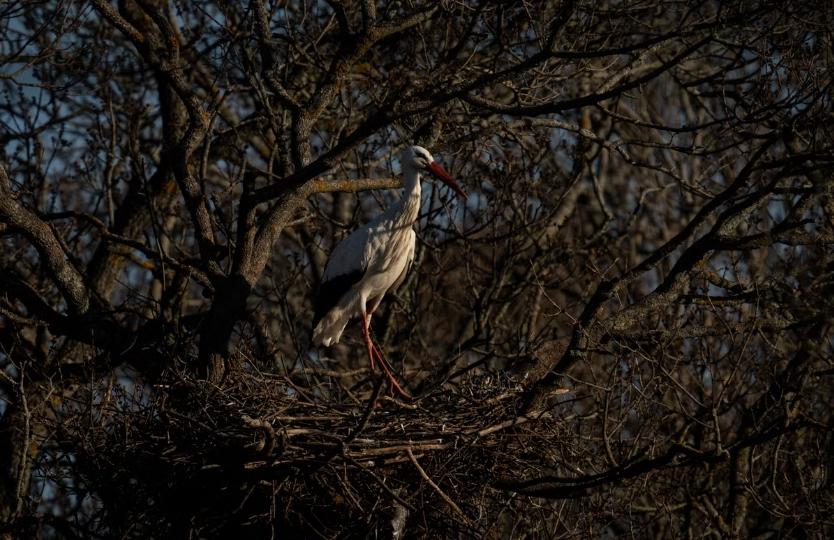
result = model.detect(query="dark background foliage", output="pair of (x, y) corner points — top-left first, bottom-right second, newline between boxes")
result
(1, 0), (833, 537)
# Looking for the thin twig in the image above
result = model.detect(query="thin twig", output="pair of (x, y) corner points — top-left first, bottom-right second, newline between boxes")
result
(407, 448), (473, 527)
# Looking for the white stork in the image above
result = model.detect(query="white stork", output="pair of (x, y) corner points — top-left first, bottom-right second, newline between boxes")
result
(312, 145), (467, 395)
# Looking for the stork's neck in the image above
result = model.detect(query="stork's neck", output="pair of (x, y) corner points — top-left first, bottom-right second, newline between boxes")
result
(396, 163), (422, 226)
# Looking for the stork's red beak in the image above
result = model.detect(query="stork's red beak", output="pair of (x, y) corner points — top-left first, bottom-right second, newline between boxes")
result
(426, 161), (467, 201)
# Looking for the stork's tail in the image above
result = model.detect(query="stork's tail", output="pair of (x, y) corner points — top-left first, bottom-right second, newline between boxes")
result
(312, 305), (351, 347)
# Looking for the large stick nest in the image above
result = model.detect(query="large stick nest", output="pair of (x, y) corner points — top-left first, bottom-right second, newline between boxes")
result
(49, 360), (575, 537)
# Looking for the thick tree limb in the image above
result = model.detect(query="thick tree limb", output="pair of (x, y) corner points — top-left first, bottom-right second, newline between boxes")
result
(0, 164), (90, 314)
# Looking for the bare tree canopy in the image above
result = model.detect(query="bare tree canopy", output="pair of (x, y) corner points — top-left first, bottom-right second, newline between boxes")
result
(1, 0), (833, 537)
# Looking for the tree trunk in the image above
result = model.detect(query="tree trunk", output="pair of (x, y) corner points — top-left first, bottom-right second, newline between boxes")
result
(0, 404), (28, 528)
(197, 274), (253, 383)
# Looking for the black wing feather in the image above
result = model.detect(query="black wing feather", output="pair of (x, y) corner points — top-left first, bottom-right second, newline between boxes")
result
(312, 270), (365, 329)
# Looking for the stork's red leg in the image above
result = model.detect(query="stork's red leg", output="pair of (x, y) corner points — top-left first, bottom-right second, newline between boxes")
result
(361, 310), (410, 398)
(361, 310), (375, 372)
(370, 342), (410, 399)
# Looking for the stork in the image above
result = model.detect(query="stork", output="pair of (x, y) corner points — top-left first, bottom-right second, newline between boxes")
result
(312, 145), (467, 396)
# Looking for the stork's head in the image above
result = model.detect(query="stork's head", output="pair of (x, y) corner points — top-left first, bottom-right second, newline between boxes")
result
(403, 145), (467, 200)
